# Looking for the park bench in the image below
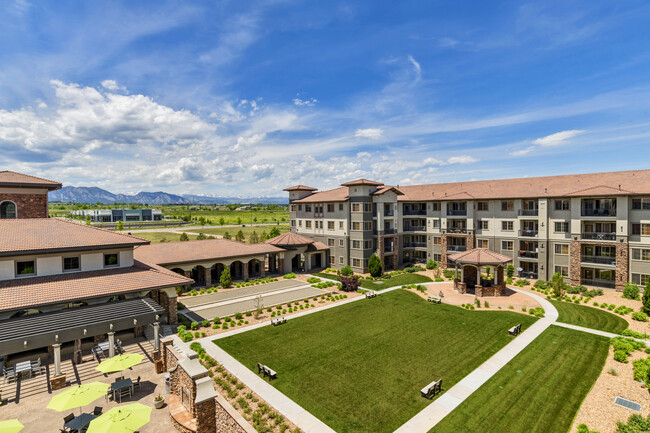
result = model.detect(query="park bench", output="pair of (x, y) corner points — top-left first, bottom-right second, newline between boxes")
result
(421, 378), (443, 399)
(271, 316), (287, 326)
(427, 296), (442, 304)
(365, 291), (377, 299)
(508, 323), (522, 336)
(257, 362), (277, 380)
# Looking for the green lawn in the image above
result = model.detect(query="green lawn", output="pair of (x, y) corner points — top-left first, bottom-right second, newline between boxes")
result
(311, 271), (433, 290)
(131, 231), (201, 243)
(180, 225), (289, 239)
(216, 290), (537, 433)
(550, 300), (628, 334)
(432, 326), (609, 433)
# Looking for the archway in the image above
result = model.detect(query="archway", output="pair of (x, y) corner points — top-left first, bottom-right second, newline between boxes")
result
(0, 200), (17, 219)
(230, 261), (244, 280)
(211, 263), (225, 284)
(191, 265), (207, 287)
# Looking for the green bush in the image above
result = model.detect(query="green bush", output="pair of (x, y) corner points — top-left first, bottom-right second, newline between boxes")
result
(505, 264), (515, 278)
(426, 259), (438, 270)
(643, 280), (650, 315)
(234, 312), (243, 320)
(443, 269), (455, 279)
(283, 272), (296, 279)
(404, 265), (425, 273)
(368, 254), (383, 277)
(534, 280), (548, 289)
(614, 350), (629, 363)
(632, 312), (648, 322)
(220, 267), (232, 288)
(201, 320), (209, 328)
(633, 357), (650, 385)
(576, 424), (599, 433)
(623, 282), (641, 300)
(190, 321), (199, 330)
(616, 413), (650, 432)
(339, 265), (353, 276)
(307, 277), (321, 284)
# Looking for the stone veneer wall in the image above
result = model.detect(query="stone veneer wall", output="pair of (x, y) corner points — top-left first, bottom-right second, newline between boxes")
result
(0, 192), (48, 218)
(569, 240), (628, 291)
(160, 290), (178, 325)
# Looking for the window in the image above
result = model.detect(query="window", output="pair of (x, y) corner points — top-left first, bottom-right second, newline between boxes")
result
(305, 220), (312, 228)
(330, 256), (335, 265)
(16, 260), (35, 276)
(352, 240), (361, 249)
(632, 198), (650, 210)
(433, 237), (441, 244)
(501, 221), (514, 231)
(501, 201), (514, 211)
(431, 202), (441, 211)
(554, 266), (568, 277)
(433, 254), (442, 262)
(555, 200), (570, 211)
(298, 205), (302, 211)
(363, 203), (372, 212)
(352, 222), (360, 231)
(327, 221), (334, 230)
(339, 203), (344, 211)
(502, 241), (513, 251)
(63, 256), (80, 271)
(339, 221), (344, 230)
(104, 253), (119, 267)
(477, 201), (489, 211)
(290, 205), (296, 212)
(554, 222), (569, 233)
(477, 239), (488, 248)
(632, 273), (650, 286)
(432, 219), (440, 228)
(364, 240), (372, 249)
(328, 239), (335, 247)
(352, 258), (361, 267)
(479, 220), (489, 230)
(298, 220), (302, 227)
(290, 220), (296, 227)
(554, 244), (569, 255)
(0, 201), (17, 219)
(339, 239), (344, 247)
(305, 205), (312, 212)
(643, 224), (650, 236)
(632, 249), (650, 261)
(351, 203), (360, 212)
(339, 256), (344, 264)
(363, 222), (372, 231)
(327, 204), (335, 213)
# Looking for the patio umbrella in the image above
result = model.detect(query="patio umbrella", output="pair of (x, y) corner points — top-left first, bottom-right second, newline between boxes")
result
(95, 354), (144, 374)
(0, 420), (24, 433)
(47, 382), (109, 412)
(86, 403), (151, 433)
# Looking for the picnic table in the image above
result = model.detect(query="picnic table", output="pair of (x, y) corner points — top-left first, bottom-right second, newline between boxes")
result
(64, 413), (97, 432)
(110, 378), (133, 403)
(14, 361), (32, 379)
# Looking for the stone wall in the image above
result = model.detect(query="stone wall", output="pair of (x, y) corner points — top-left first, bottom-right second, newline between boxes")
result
(0, 192), (48, 218)
(160, 290), (178, 325)
(214, 394), (257, 433)
(570, 240), (628, 291)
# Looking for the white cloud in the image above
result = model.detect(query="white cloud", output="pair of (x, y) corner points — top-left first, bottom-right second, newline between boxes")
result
(101, 80), (121, 90)
(533, 129), (585, 146)
(407, 55), (422, 80)
(446, 155), (479, 164)
(292, 97), (318, 106)
(356, 151), (371, 158)
(510, 146), (536, 156)
(355, 128), (383, 139)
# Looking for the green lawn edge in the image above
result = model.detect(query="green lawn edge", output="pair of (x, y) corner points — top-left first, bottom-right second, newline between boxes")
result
(550, 299), (628, 334)
(311, 271), (433, 289)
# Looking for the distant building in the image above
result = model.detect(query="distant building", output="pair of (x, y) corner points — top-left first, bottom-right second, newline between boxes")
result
(71, 208), (163, 222)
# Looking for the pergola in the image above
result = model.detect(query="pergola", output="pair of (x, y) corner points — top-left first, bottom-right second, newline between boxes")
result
(448, 248), (512, 297)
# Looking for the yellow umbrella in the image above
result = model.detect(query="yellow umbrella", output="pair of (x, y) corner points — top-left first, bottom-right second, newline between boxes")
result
(95, 354), (144, 374)
(47, 382), (109, 412)
(86, 403), (151, 433)
(0, 420), (24, 433)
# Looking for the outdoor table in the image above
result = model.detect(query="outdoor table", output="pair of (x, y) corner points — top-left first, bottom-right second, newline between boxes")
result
(64, 413), (97, 432)
(110, 378), (133, 402)
(14, 361), (32, 379)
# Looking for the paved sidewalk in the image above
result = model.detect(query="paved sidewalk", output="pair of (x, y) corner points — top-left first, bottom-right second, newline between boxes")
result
(552, 321), (648, 344)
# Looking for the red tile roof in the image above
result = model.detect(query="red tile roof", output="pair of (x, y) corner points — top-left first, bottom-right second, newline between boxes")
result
(291, 186), (349, 203)
(0, 219), (150, 256)
(0, 171), (62, 190)
(448, 248), (513, 265)
(283, 185), (318, 191)
(0, 260), (192, 312)
(134, 238), (285, 267)
(265, 232), (318, 246)
(341, 179), (384, 186)
(371, 186), (404, 196)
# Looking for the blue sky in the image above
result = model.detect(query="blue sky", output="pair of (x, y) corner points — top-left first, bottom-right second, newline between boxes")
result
(1, 0), (650, 196)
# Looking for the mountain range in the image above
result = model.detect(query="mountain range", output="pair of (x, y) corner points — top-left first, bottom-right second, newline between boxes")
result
(49, 186), (287, 205)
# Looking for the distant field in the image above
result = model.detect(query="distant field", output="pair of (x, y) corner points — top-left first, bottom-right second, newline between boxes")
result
(130, 225), (290, 244)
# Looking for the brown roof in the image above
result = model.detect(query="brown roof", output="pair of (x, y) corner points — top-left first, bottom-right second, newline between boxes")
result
(371, 186), (404, 196)
(292, 186), (349, 203)
(306, 241), (329, 252)
(0, 260), (192, 312)
(341, 179), (384, 186)
(0, 219), (150, 257)
(265, 232), (317, 246)
(134, 238), (285, 267)
(448, 248), (513, 265)
(0, 171), (62, 190)
(283, 185), (318, 191)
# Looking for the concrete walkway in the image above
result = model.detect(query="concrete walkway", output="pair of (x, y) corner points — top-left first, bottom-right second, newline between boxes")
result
(552, 321), (648, 344)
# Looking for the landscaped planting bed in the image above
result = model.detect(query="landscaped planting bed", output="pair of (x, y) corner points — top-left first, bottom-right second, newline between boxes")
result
(311, 271), (433, 290)
(431, 326), (610, 433)
(216, 290), (536, 433)
(550, 300), (629, 334)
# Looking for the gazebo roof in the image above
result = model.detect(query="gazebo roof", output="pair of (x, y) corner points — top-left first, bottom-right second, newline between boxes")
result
(265, 232), (317, 247)
(448, 248), (513, 266)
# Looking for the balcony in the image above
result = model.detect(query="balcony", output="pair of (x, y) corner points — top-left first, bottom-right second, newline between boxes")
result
(384, 247), (395, 254)
(582, 278), (615, 289)
(518, 250), (538, 259)
(447, 245), (467, 253)
(518, 209), (539, 216)
(519, 271), (538, 279)
(581, 255), (616, 266)
(404, 210), (426, 216)
(447, 209), (467, 216)
(403, 226), (426, 232)
(581, 232), (616, 241)
(443, 228), (467, 234)
(581, 209), (616, 217)
(519, 230), (539, 238)
(404, 242), (427, 248)
(384, 210), (394, 217)
(382, 228), (396, 235)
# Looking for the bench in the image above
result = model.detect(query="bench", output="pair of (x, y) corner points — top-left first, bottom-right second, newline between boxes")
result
(421, 378), (443, 399)
(271, 316), (287, 326)
(257, 362), (277, 380)
(365, 291), (377, 299)
(427, 296), (442, 304)
(508, 323), (522, 336)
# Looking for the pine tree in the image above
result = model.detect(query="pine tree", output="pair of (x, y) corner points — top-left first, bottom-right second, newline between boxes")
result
(179, 232), (190, 241)
(268, 226), (281, 238)
(235, 230), (245, 242)
(116, 220), (124, 230)
(249, 231), (259, 244)
(368, 254), (383, 277)
(220, 267), (232, 288)
(222, 231), (232, 240)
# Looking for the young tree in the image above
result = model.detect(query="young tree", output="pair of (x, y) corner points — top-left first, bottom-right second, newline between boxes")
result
(220, 267), (232, 288)
(249, 231), (260, 244)
(198, 216), (207, 227)
(506, 264), (515, 278)
(642, 279), (650, 315)
(222, 231), (232, 240)
(268, 226), (281, 238)
(253, 295), (264, 319)
(196, 232), (207, 240)
(116, 220), (124, 231)
(235, 230), (245, 243)
(339, 265), (353, 276)
(219, 217), (225, 225)
(260, 230), (268, 240)
(426, 259), (438, 270)
(237, 217), (242, 225)
(551, 272), (566, 298)
(368, 254), (383, 277)
(160, 236), (168, 243)
(179, 232), (190, 241)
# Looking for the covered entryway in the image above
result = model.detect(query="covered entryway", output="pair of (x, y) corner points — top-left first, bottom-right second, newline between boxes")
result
(448, 248), (512, 297)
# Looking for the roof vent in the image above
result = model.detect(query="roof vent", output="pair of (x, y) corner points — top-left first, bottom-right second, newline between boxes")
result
(614, 396), (641, 412)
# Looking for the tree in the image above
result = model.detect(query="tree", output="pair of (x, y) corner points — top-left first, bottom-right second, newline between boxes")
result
(253, 295), (264, 319)
(339, 274), (360, 292)
(235, 230), (245, 242)
(339, 265), (353, 276)
(222, 231), (232, 240)
(368, 254), (383, 277)
(237, 217), (242, 225)
(260, 230), (268, 240)
(220, 267), (232, 288)
(268, 226), (281, 238)
(249, 231), (259, 244)
(160, 236), (168, 243)
(218, 217), (225, 225)
(551, 272), (566, 298)
(623, 282), (640, 300)
(506, 264), (515, 278)
(180, 232), (190, 241)
(426, 259), (438, 270)
(196, 232), (207, 240)
(642, 279), (650, 315)
(198, 216), (207, 227)
(116, 220), (124, 231)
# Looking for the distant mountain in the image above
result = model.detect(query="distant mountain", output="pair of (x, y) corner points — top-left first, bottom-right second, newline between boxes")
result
(49, 186), (287, 205)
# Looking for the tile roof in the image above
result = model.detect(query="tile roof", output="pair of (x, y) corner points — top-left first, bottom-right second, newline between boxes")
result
(291, 186), (349, 203)
(306, 241), (329, 252)
(371, 186), (404, 196)
(0, 260), (192, 312)
(283, 185), (318, 191)
(0, 218), (149, 256)
(0, 171), (62, 190)
(265, 232), (318, 246)
(134, 238), (285, 267)
(341, 179), (384, 186)
(448, 248), (513, 265)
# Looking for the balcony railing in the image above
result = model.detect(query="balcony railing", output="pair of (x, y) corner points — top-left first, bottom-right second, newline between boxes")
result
(519, 230), (539, 237)
(384, 247), (395, 253)
(581, 255), (616, 265)
(518, 209), (539, 216)
(403, 226), (426, 232)
(447, 210), (467, 216)
(581, 232), (616, 241)
(403, 209), (426, 216)
(382, 228), (396, 235)
(443, 227), (467, 234)
(582, 278), (615, 289)
(518, 251), (538, 259)
(581, 209), (616, 217)
(384, 211), (394, 217)
(404, 242), (427, 248)
(519, 271), (538, 279)
(447, 245), (467, 252)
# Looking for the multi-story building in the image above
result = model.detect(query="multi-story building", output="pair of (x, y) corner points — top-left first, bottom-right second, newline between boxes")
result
(286, 169), (650, 291)
(70, 208), (163, 222)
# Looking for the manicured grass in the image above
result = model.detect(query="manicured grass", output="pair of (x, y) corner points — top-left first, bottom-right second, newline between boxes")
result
(431, 326), (609, 433)
(311, 271), (433, 290)
(132, 231), (201, 243)
(550, 300), (628, 334)
(180, 225), (289, 239)
(216, 290), (537, 433)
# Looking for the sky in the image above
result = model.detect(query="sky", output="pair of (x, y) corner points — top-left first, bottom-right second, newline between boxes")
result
(1, 0), (650, 197)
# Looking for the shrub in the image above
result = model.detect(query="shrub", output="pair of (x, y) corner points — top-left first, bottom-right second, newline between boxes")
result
(443, 269), (455, 279)
(576, 424), (599, 433)
(220, 267), (232, 288)
(201, 320), (209, 328)
(404, 265), (425, 273)
(530, 307), (545, 318)
(283, 272), (296, 279)
(190, 321), (199, 330)
(514, 279), (526, 287)
(623, 282), (641, 300)
(307, 277), (321, 284)
(643, 280), (650, 315)
(534, 280), (548, 289)
(475, 298), (481, 308)
(506, 277), (513, 284)
(633, 312), (648, 322)
(506, 264), (515, 278)
(614, 350), (629, 363)
(181, 333), (193, 342)
(426, 259), (438, 270)
(484, 301), (490, 308)
(234, 312), (243, 320)
(368, 254), (383, 277)
(222, 323), (228, 329)
(339, 274), (360, 292)
(339, 265), (353, 276)
(585, 288), (604, 297)
(245, 311), (252, 317)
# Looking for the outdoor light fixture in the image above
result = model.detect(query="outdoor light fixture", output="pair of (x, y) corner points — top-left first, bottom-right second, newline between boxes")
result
(133, 319), (138, 325)
(110, 323), (114, 330)
(55, 335), (59, 342)
(24, 341), (27, 348)
(83, 329), (87, 335)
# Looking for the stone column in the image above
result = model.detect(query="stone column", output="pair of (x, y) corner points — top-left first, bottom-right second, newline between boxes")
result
(569, 240), (581, 286)
(243, 262), (249, 281)
(53, 343), (62, 376)
(393, 236), (399, 269)
(305, 254), (312, 272)
(441, 234), (448, 268)
(160, 290), (178, 325)
(107, 332), (115, 358)
(204, 267), (211, 288)
(616, 241), (629, 292)
(153, 322), (160, 351)
(278, 258), (284, 274)
(260, 262), (266, 278)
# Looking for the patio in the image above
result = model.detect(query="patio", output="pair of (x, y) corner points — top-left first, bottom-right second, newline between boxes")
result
(0, 337), (174, 433)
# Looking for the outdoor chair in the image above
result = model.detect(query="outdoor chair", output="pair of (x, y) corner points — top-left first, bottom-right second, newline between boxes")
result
(31, 358), (44, 376)
(133, 376), (141, 392)
(63, 413), (75, 424)
(2, 366), (16, 383)
(118, 386), (131, 403)
(93, 406), (103, 415)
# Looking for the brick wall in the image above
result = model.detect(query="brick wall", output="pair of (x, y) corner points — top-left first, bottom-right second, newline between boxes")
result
(0, 192), (48, 218)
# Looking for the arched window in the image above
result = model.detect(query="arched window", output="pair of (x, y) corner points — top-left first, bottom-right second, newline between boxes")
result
(0, 201), (17, 219)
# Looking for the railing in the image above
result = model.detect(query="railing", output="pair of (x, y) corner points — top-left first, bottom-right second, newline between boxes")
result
(447, 210), (467, 216)
(447, 245), (467, 252)
(403, 226), (426, 232)
(384, 211), (394, 217)
(518, 209), (539, 216)
(518, 251), (538, 259)
(581, 209), (616, 217)
(403, 210), (426, 215)
(519, 271), (538, 279)
(443, 228), (467, 234)
(384, 247), (395, 253)
(581, 255), (616, 265)
(581, 232), (616, 241)
(382, 228), (396, 235)
(404, 242), (427, 248)
(582, 278), (615, 289)
(518, 230), (539, 237)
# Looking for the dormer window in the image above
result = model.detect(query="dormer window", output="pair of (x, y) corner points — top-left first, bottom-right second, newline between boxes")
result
(0, 201), (17, 219)
(63, 256), (80, 272)
(104, 253), (119, 267)
(16, 260), (35, 276)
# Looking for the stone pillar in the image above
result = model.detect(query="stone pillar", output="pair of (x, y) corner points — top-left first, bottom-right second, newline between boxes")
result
(305, 254), (312, 272)
(204, 267), (211, 288)
(73, 339), (82, 365)
(260, 263), (266, 278)
(441, 234), (448, 268)
(569, 240), (581, 286)
(616, 242), (628, 292)
(467, 233), (475, 249)
(243, 262), (249, 281)
(53, 343), (62, 376)
(107, 332), (115, 358)
(278, 258), (284, 274)
(196, 396), (217, 433)
(393, 236), (399, 269)
(160, 290), (178, 325)
(153, 322), (160, 351)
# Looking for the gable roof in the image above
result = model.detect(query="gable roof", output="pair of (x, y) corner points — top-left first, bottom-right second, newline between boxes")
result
(371, 186), (404, 196)
(283, 185), (318, 191)
(0, 171), (62, 190)
(291, 186), (349, 203)
(341, 179), (384, 186)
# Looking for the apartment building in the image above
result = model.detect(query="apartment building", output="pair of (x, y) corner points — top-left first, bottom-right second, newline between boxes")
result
(286, 169), (650, 291)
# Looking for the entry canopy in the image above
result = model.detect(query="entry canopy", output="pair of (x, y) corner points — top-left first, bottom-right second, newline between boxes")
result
(448, 248), (513, 266)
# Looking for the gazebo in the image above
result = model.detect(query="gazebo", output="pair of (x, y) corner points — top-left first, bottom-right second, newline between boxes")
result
(448, 248), (512, 297)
